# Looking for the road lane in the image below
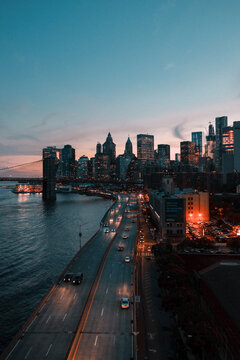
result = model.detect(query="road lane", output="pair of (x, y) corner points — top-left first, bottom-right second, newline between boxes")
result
(3, 196), (128, 360)
(72, 196), (137, 360)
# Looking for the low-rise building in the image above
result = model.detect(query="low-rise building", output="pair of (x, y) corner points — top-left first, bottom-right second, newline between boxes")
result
(176, 189), (209, 223)
(149, 189), (186, 241)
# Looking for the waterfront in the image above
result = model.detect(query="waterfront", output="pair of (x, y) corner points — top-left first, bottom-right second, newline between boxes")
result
(0, 182), (112, 354)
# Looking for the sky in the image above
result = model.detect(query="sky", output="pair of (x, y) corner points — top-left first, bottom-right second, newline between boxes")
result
(1, 0), (240, 174)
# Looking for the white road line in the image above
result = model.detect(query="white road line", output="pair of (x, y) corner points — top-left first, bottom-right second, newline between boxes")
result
(109, 273), (112, 278)
(45, 344), (52, 357)
(62, 313), (67, 321)
(5, 340), (20, 360)
(94, 336), (98, 346)
(46, 315), (51, 324)
(60, 294), (63, 300)
(73, 293), (76, 299)
(39, 303), (46, 313)
(101, 308), (104, 316)
(24, 346), (32, 359)
(106, 288), (108, 294)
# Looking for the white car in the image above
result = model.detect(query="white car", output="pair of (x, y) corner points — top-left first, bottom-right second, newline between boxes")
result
(120, 298), (130, 309)
(124, 256), (130, 263)
(122, 234), (128, 239)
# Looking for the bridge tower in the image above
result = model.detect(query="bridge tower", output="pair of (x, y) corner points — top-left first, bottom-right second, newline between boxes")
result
(42, 156), (56, 201)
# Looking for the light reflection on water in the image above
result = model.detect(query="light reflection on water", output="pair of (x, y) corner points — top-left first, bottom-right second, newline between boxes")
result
(0, 182), (112, 354)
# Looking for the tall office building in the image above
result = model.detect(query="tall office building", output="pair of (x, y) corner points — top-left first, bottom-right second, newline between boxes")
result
(191, 132), (203, 154)
(222, 126), (234, 153)
(215, 116), (228, 171)
(205, 123), (216, 159)
(137, 134), (154, 164)
(103, 133), (116, 161)
(158, 144), (170, 162)
(77, 156), (89, 179)
(180, 141), (196, 166)
(96, 142), (102, 155)
(124, 137), (133, 157)
(234, 121), (240, 172)
(60, 144), (76, 178)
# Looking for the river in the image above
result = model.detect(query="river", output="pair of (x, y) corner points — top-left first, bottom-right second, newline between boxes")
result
(0, 182), (112, 354)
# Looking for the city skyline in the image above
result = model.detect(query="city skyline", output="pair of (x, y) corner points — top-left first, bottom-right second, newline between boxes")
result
(1, 1), (240, 170)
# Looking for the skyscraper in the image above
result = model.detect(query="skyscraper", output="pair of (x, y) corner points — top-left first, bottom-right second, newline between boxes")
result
(103, 133), (116, 161)
(191, 132), (203, 154)
(137, 134), (154, 164)
(60, 144), (76, 178)
(157, 144), (170, 166)
(96, 142), (102, 155)
(124, 137), (133, 157)
(77, 156), (89, 179)
(205, 123), (216, 159)
(222, 126), (234, 179)
(180, 141), (196, 166)
(234, 121), (240, 172)
(215, 116), (228, 171)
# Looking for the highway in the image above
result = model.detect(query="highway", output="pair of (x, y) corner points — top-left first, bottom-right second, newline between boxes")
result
(69, 197), (137, 360)
(2, 194), (131, 360)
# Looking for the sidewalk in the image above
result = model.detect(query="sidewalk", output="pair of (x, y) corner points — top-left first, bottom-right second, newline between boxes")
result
(136, 215), (180, 360)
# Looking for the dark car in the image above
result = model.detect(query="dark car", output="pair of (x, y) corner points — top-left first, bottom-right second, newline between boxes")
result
(63, 273), (73, 282)
(118, 246), (124, 251)
(72, 273), (83, 285)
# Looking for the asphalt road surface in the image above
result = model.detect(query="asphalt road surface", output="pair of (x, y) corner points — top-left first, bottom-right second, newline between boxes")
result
(71, 203), (137, 360)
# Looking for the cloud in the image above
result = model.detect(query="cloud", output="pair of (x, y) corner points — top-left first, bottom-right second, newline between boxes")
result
(172, 122), (186, 140)
(6, 134), (39, 142)
(30, 112), (58, 129)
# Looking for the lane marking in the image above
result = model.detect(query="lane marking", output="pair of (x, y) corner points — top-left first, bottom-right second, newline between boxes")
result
(45, 344), (52, 357)
(109, 273), (112, 278)
(25, 316), (36, 332)
(46, 315), (51, 324)
(94, 336), (98, 346)
(63, 313), (67, 321)
(39, 303), (46, 313)
(101, 308), (104, 316)
(73, 293), (76, 299)
(24, 346), (32, 359)
(5, 340), (20, 360)
(106, 288), (108, 294)
(60, 294), (64, 300)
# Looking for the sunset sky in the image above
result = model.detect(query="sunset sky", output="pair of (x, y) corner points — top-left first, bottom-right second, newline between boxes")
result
(1, 0), (240, 175)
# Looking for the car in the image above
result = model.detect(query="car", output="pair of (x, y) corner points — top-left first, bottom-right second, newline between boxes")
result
(125, 227), (130, 231)
(122, 234), (128, 239)
(120, 298), (130, 309)
(72, 273), (83, 285)
(131, 219), (136, 223)
(63, 273), (73, 282)
(104, 228), (110, 233)
(111, 228), (116, 232)
(124, 256), (130, 263)
(147, 246), (151, 252)
(146, 255), (151, 260)
(118, 246), (124, 251)
(104, 223), (109, 227)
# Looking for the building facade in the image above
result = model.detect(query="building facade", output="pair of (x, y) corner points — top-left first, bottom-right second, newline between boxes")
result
(215, 116), (228, 172)
(192, 132), (203, 155)
(180, 141), (196, 166)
